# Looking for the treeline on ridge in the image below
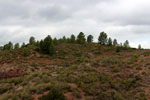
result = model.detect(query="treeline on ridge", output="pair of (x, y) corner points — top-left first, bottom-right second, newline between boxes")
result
(0, 32), (142, 56)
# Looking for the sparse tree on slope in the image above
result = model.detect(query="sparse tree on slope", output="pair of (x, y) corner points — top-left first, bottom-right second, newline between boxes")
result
(113, 39), (118, 46)
(87, 35), (93, 43)
(70, 34), (76, 43)
(21, 42), (26, 48)
(42, 35), (53, 54)
(3, 41), (13, 50)
(123, 40), (130, 48)
(77, 32), (86, 44)
(53, 38), (58, 45)
(98, 32), (108, 45)
(29, 36), (35, 45)
(62, 36), (66, 43)
(49, 42), (56, 56)
(138, 44), (142, 50)
(39, 35), (56, 55)
(0, 46), (3, 51)
(14, 43), (20, 49)
(35, 40), (40, 46)
(108, 37), (112, 46)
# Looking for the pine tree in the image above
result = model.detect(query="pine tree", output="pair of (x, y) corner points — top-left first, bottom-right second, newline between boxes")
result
(39, 35), (56, 55)
(42, 35), (53, 54)
(14, 43), (20, 49)
(120, 43), (123, 48)
(108, 37), (112, 46)
(29, 36), (35, 45)
(49, 42), (56, 56)
(138, 44), (142, 50)
(0, 46), (3, 51)
(113, 39), (118, 46)
(35, 40), (40, 47)
(70, 34), (76, 43)
(53, 38), (58, 45)
(22, 48), (29, 57)
(39, 40), (44, 51)
(66, 38), (71, 43)
(62, 36), (66, 43)
(77, 32), (86, 44)
(123, 40), (130, 49)
(98, 32), (108, 45)
(87, 35), (93, 43)
(21, 42), (26, 48)
(3, 41), (13, 50)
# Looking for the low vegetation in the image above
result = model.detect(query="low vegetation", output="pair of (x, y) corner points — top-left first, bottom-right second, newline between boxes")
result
(0, 32), (149, 100)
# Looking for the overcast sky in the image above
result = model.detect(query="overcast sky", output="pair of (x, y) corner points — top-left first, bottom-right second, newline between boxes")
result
(0, 0), (150, 48)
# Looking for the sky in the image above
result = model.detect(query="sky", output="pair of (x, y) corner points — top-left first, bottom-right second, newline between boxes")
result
(0, 0), (150, 48)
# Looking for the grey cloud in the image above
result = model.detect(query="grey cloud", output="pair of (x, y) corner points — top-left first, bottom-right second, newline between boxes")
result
(0, 0), (150, 48)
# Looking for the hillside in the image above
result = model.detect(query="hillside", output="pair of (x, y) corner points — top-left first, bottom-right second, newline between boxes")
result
(0, 42), (149, 100)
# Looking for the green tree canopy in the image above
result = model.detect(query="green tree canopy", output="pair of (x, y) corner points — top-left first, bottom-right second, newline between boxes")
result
(53, 38), (58, 45)
(123, 40), (130, 48)
(21, 42), (26, 48)
(113, 39), (118, 46)
(39, 35), (56, 55)
(138, 44), (142, 50)
(29, 36), (35, 45)
(14, 43), (20, 49)
(108, 37), (112, 46)
(70, 34), (76, 43)
(3, 41), (13, 50)
(87, 35), (93, 43)
(49, 42), (56, 56)
(98, 32), (108, 45)
(77, 32), (86, 44)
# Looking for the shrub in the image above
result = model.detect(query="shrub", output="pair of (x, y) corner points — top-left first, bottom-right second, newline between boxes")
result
(141, 71), (146, 75)
(40, 88), (66, 100)
(11, 95), (19, 100)
(0, 85), (13, 94)
(111, 66), (119, 73)
(98, 90), (123, 100)
(73, 90), (82, 99)
(8, 77), (23, 85)
(116, 46), (121, 52)
(20, 91), (33, 100)
(136, 66), (142, 70)
(133, 54), (138, 58)
(22, 48), (29, 57)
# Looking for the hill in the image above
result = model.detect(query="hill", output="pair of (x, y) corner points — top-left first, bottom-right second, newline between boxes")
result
(0, 42), (149, 100)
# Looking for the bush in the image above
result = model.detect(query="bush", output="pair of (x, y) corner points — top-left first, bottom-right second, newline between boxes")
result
(98, 90), (123, 100)
(22, 48), (29, 57)
(40, 88), (66, 100)
(73, 90), (82, 99)
(110, 66), (119, 73)
(116, 46), (121, 52)
(20, 91), (33, 100)
(11, 95), (19, 100)
(133, 54), (139, 58)
(0, 85), (13, 94)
